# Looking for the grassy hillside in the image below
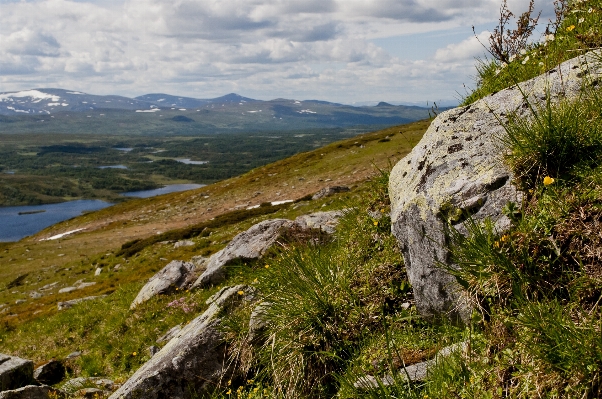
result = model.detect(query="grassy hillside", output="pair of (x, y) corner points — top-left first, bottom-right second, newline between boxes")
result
(1, 1), (600, 398)
(0, 120), (428, 329)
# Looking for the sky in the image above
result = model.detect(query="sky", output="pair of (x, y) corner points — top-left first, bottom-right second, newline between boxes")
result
(0, 0), (556, 106)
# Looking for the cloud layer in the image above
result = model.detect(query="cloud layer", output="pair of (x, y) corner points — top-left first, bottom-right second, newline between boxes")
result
(0, 0), (554, 104)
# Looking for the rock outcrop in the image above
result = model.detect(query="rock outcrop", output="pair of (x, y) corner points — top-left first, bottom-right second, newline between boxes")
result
(0, 354), (33, 391)
(192, 211), (346, 288)
(389, 51), (602, 322)
(192, 219), (295, 287)
(130, 261), (197, 309)
(109, 285), (254, 399)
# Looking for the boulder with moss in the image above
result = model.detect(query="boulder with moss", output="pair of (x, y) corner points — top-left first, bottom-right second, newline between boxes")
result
(109, 285), (254, 399)
(191, 219), (296, 287)
(389, 51), (602, 322)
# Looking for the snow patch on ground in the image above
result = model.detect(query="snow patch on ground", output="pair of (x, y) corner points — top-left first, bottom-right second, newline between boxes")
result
(0, 90), (60, 102)
(41, 228), (86, 241)
(247, 200), (293, 210)
(136, 109), (161, 113)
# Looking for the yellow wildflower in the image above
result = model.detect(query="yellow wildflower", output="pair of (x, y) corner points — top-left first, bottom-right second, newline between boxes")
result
(373, 221), (378, 226)
(132, 352), (137, 356)
(265, 264), (269, 269)
(543, 176), (555, 186)
(226, 389), (232, 395)
(237, 291), (244, 296)
(566, 25), (575, 31)
(501, 234), (509, 243)
(494, 241), (500, 249)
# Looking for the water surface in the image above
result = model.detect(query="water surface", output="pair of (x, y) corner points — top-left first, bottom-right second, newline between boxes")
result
(176, 159), (208, 165)
(0, 200), (112, 242)
(98, 165), (128, 169)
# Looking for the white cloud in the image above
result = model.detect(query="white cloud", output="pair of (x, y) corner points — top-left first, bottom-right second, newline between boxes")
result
(434, 30), (490, 63)
(0, 0), (555, 104)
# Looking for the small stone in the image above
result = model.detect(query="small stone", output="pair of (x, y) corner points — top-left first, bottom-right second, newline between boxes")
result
(76, 282), (96, 289)
(15, 299), (26, 305)
(66, 351), (81, 359)
(113, 264), (121, 271)
(39, 282), (58, 291)
(58, 287), (77, 294)
(94, 268), (102, 276)
(29, 292), (42, 299)
(58, 295), (106, 310)
(312, 186), (350, 200)
(174, 240), (194, 249)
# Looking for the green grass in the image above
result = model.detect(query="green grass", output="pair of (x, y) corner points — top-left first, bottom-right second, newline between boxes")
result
(3, 2), (602, 398)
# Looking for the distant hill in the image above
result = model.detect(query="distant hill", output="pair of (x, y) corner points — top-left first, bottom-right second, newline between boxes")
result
(0, 88), (442, 134)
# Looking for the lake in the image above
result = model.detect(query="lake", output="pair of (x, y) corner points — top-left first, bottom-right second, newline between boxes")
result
(176, 159), (208, 165)
(0, 200), (111, 242)
(0, 184), (206, 242)
(98, 165), (128, 169)
(121, 183), (205, 198)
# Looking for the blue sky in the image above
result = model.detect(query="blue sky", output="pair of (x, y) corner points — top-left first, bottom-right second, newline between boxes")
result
(0, 0), (555, 105)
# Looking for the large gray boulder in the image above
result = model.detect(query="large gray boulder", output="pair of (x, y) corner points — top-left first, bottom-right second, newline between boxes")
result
(389, 51), (602, 322)
(109, 285), (253, 399)
(130, 260), (197, 309)
(0, 354), (33, 391)
(192, 219), (295, 287)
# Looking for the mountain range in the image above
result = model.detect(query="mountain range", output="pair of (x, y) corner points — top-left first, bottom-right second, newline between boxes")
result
(0, 88), (440, 134)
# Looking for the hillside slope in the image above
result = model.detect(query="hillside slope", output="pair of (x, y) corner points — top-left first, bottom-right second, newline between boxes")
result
(0, 120), (428, 326)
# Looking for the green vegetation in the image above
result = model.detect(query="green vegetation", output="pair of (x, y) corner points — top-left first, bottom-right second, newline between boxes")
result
(1, 1), (600, 398)
(464, 0), (602, 105)
(0, 128), (369, 206)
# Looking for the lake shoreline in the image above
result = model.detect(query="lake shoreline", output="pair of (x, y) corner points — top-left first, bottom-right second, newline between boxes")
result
(0, 183), (206, 242)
